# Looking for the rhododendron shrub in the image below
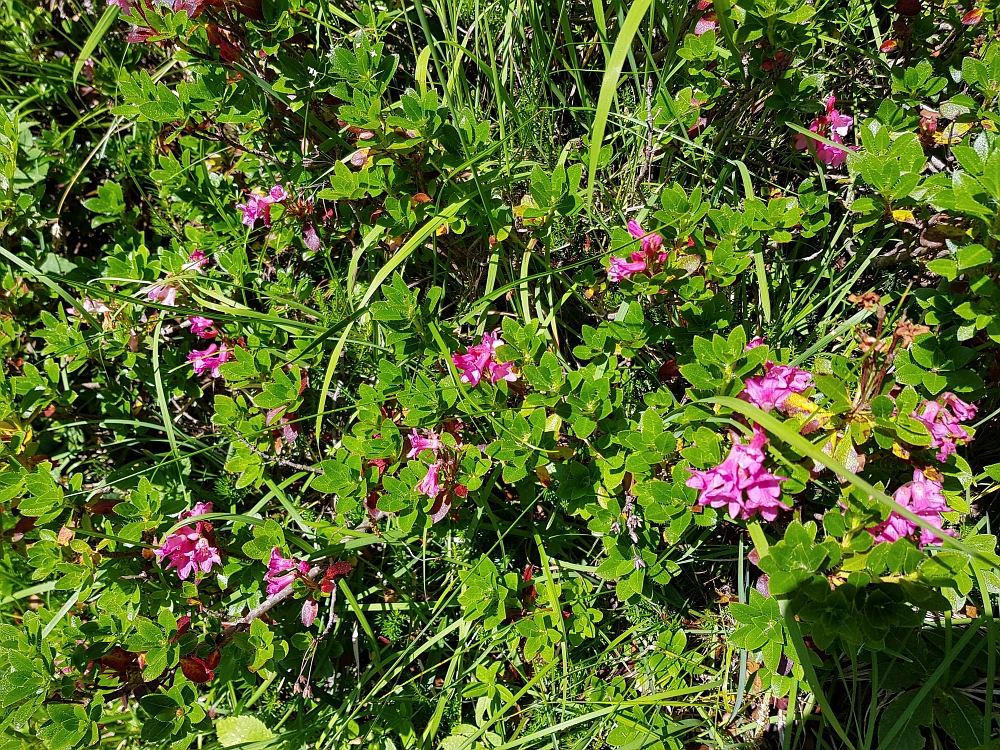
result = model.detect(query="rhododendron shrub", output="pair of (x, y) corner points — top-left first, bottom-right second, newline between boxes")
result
(3, 1), (1000, 749)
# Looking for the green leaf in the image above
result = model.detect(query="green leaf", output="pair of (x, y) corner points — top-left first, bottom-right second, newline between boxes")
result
(216, 716), (275, 746)
(956, 244), (992, 271)
(586, 0), (653, 209)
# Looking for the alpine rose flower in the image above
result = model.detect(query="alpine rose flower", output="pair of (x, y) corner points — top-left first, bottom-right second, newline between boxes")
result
(264, 547), (309, 596)
(741, 362), (812, 412)
(452, 333), (517, 387)
(940, 392), (977, 422)
(407, 429), (442, 459)
(745, 336), (766, 351)
(154, 502), (221, 581)
(627, 219), (664, 256)
(237, 184), (289, 227)
(869, 470), (953, 548)
(686, 426), (788, 521)
(608, 220), (668, 282)
(188, 344), (230, 378)
(417, 462), (443, 497)
(794, 95), (855, 168)
(188, 316), (217, 339)
(608, 256), (647, 282)
(144, 283), (178, 307)
(912, 395), (976, 461)
(182, 250), (209, 272)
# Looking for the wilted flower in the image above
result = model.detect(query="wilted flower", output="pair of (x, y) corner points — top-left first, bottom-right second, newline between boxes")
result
(686, 425), (788, 521)
(301, 598), (319, 627)
(303, 223), (322, 251)
(126, 27), (156, 44)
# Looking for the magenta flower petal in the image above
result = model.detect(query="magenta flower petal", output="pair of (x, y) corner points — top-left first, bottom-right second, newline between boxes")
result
(407, 429), (443, 459)
(416, 462), (442, 497)
(188, 316), (217, 339)
(608, 257), (647, 282)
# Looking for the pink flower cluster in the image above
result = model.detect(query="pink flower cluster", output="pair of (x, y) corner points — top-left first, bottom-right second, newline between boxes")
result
(452, 333), (517, 386)
(869, 470), (954, 548)
(794, 95), (855, 168)
(912, 392), (977, 461)
(154, 502), (222, 581)
(237, 184), (289, 227)
(264, 547), (309, 596)
(608, 220), (667, 282)
(741, 361), (813, 412)
(686, 426), (788, 521)
(265, 548), (320, 626)
(188, 344), (230, 378)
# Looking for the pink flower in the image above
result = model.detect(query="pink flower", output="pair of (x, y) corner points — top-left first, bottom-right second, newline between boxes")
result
(188, 344), (231, 378)
(608, 256), (647, 282)
(108, 0), (132, 14)
(144, 283), (178, 307)
(183, 250), (209, 271)
(155, 503), (221, 581)
(488, 360), (518, 383)
(741, 362), (812, 412)
(188, 316), (217, 339)
(452, 333), (517, 387)
(182, 502), (214, 519)
(940, 392), (977, 422)
(301, 598), (319, 627)
(745, 336), (766, 351)
(236, 195), (271, 227)
(694, 12), (719, 35)
(237, 184), (289, 227)
(407, 429), (442, 459)
(82, 298), (111, 315)
(686, 426), (788, 521)
(417, 462), (442, 497)
(794, 95), (855, 168)
(627, 219), (664, 256)
(264, 547), (309, 596)
(869, 470), (953, 548)
(912, 398), (974, 461)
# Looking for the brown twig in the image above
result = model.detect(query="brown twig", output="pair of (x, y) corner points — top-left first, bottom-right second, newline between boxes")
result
(216, 563), (324, 647)
(238, 436), (323, 474)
